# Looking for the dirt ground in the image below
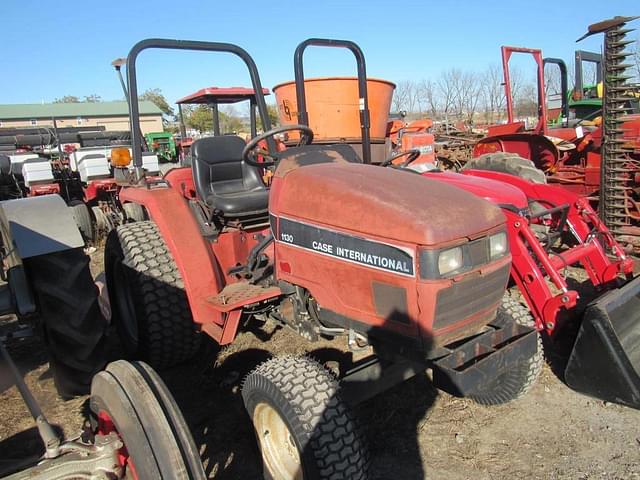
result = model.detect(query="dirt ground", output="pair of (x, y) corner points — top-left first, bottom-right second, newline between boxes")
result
(1, 248), (639, 479)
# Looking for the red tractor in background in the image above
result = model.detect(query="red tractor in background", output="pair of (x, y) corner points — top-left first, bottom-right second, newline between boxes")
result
(468, 16), (640, 253)
(276, 34), (640, 409)
(104, 38), (546, 480)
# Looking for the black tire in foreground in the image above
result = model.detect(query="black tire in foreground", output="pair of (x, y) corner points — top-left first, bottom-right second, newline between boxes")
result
(24, 248), (107, 398)
(463, 152), (547, 184)
(466, 295), (543, 405)
(69, 201), (94, 243)
(90, 360), (206, 480)
(104, 221), (200, 369)
(242, 356), (369, 480)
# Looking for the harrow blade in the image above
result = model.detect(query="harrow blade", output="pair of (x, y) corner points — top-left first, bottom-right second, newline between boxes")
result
(565, 275), (640, 409)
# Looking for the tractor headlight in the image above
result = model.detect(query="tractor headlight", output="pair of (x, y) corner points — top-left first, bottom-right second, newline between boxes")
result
(438, 247), (463, 276)
(419, 230), (509, 280)
(489, 232), (508, 259)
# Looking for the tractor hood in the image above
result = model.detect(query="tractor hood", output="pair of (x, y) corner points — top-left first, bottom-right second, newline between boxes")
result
(273, 163), (505, 246)
(422, 171), (528, 210)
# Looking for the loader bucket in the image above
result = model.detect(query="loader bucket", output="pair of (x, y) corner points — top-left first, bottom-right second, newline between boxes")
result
(565, 275), (640, 409)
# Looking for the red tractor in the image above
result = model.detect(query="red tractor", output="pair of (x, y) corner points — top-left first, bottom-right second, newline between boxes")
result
(105, 38), (543, 479)
(469, 16), (640, 253)
(277, 37), (640, 410)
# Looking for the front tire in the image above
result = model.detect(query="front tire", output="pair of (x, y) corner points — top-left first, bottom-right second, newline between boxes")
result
(105, 221), (200, 369)
(24, 249), (107, 397)
(242, 356), (369, 480)
(466, 295), (543, 405)
(90, 360), (206, 479)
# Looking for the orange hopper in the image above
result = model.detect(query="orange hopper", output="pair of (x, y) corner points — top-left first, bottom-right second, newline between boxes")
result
(273, 77), (395, 163)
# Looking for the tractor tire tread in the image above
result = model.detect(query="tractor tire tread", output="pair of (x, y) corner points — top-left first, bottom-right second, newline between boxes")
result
(108, 221), (200, 369)
(464, 152), (547, 184)
(468, 295), (543, 405)
(243, 356), (369, 480)
(24, 249), (107, 397)
(69, 201), (94, 243)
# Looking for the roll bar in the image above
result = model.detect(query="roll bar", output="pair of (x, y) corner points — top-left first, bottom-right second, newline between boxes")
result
(293, 38), (372, 164)
(543, 57), (569, 127)
(124, 39), (273, 172)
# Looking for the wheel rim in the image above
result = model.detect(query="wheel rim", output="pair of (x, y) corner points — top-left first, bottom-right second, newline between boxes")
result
(97, 410), (139, 480)
(111, 258), (139, 350)
(252, 402), (303, 480)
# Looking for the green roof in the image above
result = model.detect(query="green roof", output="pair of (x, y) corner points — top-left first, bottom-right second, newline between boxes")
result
(0, 101), (162, 120)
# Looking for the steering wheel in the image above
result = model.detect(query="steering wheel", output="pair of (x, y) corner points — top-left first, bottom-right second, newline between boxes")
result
(380, 149), (421, 168)
(242, 124), (314, 167)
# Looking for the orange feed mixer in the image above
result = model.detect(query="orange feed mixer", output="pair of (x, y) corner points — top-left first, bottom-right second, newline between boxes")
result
(273, 76), (395, 163)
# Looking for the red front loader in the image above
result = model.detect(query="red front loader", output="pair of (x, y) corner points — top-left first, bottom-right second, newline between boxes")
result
(104, 38), (541, 480)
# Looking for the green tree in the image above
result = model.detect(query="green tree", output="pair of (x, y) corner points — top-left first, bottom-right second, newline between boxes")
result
(140, 88), (174, 116)
(53, 95), (80, 103)
(256, 103), (280, 131)
(219, 110), (245, 134)
(185, 105), (213, 133)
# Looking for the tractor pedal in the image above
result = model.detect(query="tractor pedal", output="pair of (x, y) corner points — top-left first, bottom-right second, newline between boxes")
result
(206, 282), (281, 312)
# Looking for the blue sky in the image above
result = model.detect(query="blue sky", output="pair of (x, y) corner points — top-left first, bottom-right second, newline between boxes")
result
(1, 1), (637, 106)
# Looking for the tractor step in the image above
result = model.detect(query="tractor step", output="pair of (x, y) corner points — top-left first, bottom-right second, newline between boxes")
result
(206, 282), (281, 312)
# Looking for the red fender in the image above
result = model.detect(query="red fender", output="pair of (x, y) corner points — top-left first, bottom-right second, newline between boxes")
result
(473, 133), (559, 172)
(119, 184), (227, 335)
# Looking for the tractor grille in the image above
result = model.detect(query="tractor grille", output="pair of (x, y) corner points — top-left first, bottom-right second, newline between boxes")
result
(433, 264), (510, 332)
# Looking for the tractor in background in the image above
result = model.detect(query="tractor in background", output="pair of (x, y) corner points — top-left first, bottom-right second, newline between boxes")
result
(469, 16), (640, 253)
(103, 38), (546, 480)
(276, 35), (640, 409)
(0, 193), (206, 479)
(145, 131), (177, 163)
(0, 126), (151, 242)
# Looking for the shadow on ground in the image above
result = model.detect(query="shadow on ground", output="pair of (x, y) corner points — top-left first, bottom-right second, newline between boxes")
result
(158, 329), (439, 479)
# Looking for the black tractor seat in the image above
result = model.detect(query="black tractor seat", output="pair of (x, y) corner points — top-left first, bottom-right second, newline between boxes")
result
(191, 136), (269, 226)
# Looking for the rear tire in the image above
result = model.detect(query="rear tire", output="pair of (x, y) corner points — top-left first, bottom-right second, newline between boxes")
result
(466, 295), (543, 405)
(24, 249), (107, 398)
(105, 221), (200, 369)
(122, 202), (147, 222)
(463, 152), (547, 184)
(242, 356), (369, 480)
(90, 360), (206, 479)
(69, 201), (94, 243)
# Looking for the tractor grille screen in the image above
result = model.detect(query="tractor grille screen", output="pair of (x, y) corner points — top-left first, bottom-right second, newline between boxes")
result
(433, 264), (510, 330)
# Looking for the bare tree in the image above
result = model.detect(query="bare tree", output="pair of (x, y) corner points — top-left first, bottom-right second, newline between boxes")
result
(508, 65), (524, 107)
(460, 71), (482, 124)
(544, 63), (561, 98)
(515, 83), (538, 119)
(418, 79), (439, 118)
(437, 69), (458, 126)
(391, 80), (418, 113)
(481, 64), (506, 124)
